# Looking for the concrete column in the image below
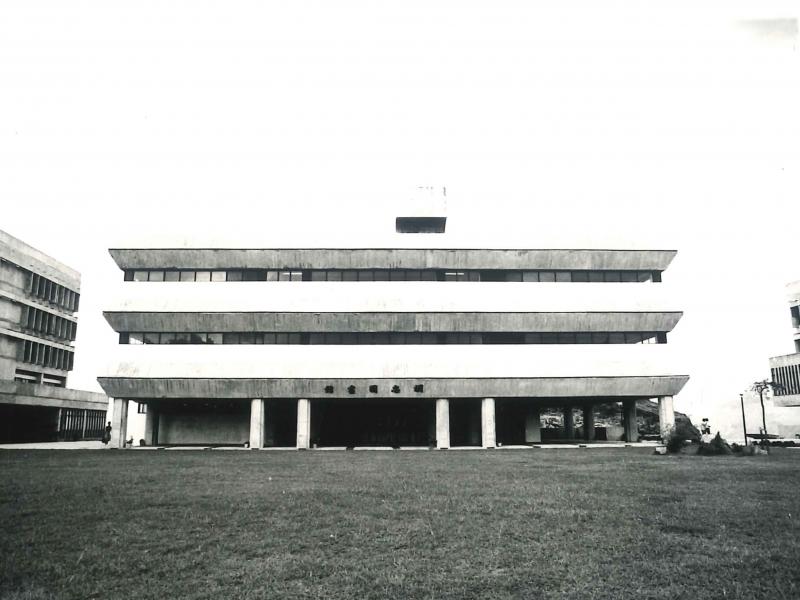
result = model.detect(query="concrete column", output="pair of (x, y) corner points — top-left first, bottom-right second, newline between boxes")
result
(563, 406), (575, 439)
(296, 398), (311, 449)
(658, 396), (675, 439)
(524, 405), (542, 444)
(435, 398), (450, 449)
(144, 403), (160, 446)
(249, 399), (265, 449)
(481, 397), (496, 448)
(623, 399), (638, 442)
(583, 404), (595, 441)
(110, 398), (128, 449)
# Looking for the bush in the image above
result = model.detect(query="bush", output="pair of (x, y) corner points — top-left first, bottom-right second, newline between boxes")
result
(665, 428), (686, 454)
(697, 432), (732, 455)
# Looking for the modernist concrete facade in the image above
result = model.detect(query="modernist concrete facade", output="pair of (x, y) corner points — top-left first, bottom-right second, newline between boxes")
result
(98, 216), (688, 449)
(0, 230), (107, 443)
(769, 280), (800, 408)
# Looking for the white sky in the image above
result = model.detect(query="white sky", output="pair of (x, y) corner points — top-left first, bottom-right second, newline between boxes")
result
(2, 1), (799, 441)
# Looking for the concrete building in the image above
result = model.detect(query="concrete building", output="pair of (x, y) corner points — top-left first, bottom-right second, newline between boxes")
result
(98, 208), (687, 449)
(769, 280), (800, 408)
(0, 230), (107, 443)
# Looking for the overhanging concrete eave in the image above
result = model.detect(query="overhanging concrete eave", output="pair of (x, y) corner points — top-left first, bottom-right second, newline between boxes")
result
(102, 310), (684, 334)
(0, 381), (108, 411)
(107, 248), (678, 272)
(97, 375), (689, 400)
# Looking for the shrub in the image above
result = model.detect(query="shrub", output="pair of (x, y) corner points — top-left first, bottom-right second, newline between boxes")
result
(697, 432), (732, 455)
(665, 428), (686, 454)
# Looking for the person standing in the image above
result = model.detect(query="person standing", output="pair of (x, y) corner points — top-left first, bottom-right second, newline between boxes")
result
(103, 421), (112, 445)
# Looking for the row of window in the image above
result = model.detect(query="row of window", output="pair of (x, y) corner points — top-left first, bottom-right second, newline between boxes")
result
(122, 331), (666, 345)
(28, 272), (80, 311)
(772, 365), (800, 396)
(21, 305), (77, 342)
(13, 368), (66, 387)
(124, 269), (661, 283)
(20, 339), (75, 371)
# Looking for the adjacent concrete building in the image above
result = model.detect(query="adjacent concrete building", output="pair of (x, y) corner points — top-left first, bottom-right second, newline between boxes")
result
(98, 210), (687, 449)
(769, 280), (800, 408)
(0, 230), (107, 443)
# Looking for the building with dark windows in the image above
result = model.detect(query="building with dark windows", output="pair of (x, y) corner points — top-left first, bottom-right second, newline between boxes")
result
(769, 280), (800, 407)
(0, 229), (107, 443)
(98, 208), (688, 449)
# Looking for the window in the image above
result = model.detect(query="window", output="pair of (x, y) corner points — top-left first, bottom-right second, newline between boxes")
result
(161, 333), (176, 344)
(137, 403), (147, 414)
(555, 272), (571, 282)
(129, 333), (144, 345)
(149, 271), (165, 282)
(143, 332), (160, 344)
(539, 272), (555, 282)
(226, 271), (243, 281)
(207, 333), (223, 345)
(164, 271), (180, 282)
(179, 271), (195, 282)
(342, 271), (358, 282)
(133, 271), (149, 282)
(211, 271), (226, 282)
(195, 271), (211, 282)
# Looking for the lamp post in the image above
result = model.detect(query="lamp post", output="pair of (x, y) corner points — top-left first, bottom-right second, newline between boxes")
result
(739, 393), (748, 446)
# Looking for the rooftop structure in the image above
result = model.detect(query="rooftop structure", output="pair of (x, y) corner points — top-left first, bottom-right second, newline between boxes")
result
(0, 230), (108, 443)
(98, 208), (687, 449)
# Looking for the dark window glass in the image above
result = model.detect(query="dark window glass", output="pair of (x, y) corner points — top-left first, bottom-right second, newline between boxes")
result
(390, 271), (405, 281)
(124, 270), (134, 281)
(555, 272), (571, 282)
(373, 271), (388, 281)
(222, 333), (239, 344)
(288, 333), (301, 344)
(240, 333), (255, 344)
(243, 270), (265, 281)
(226, 271), (243, 281)
(311, 271), (326, 281)
(179, 271), (195, 282)
(309, 333), (324, 344)
(522, 271), (538, 282)
(539, 272), (555, 282)
(175, 333), (191, 344)
(592, 332), (609, 343)
(358, 271), (374, 281)
(342, 271), (358, 282)
(326, 271), (342, 281)
(406, 271), (421, 281)
(541, 332), (558, 344)
(620, 271), (637, 282)
(190, 333), (207, 344)
(160, 333), (176, 344)
(262, 333), (276, 344)
(588, 272), (603, 282)
(609, 333), (625, 344)
(505, 272), (522, 282)
(604, 271), (621, 282)
(164, 271), (180, 282)
(420, 271), (436, 281)
(206, 333), (223, 345)
(558, 333), (576, 343)
(276, 333), (288, 344)
(143, 332), (160, 344)
(373, 333), (388, 344)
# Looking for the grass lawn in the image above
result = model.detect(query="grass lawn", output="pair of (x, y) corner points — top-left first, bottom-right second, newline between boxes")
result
(1, 448), (799, 600)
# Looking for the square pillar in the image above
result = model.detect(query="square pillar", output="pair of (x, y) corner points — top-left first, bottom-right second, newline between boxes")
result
(110, 398), (128, 449)
(658, 396), (675, 440)
(524, 405), (542, 444)
(623, 400), (638, 442)
(481, 397), (496, 448)
(296, 398), (311, 449)
(563, 406), (575, 439)
(144, 403), (160, 446)
(583, 404), (595, 441)
(249, 399), (265, 449)
(435, 398), (450, 449)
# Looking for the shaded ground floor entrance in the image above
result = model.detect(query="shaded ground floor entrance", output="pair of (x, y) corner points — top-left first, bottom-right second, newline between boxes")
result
(124, 395), (676, 449)
(0, 403), (106, 443)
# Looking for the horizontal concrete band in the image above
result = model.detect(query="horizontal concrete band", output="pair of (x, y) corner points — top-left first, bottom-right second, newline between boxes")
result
(104, 311), (683, 333)
(104, 282), (681, 313)
(98, 375), (689, 400)
(0, 290), (79, 322)
(0, 327), (76, 352)
(0, 380), (108, 410)
(1, 231), (81, 291)
(774, 394), (800, 407)
(769, 354), (800, 368)
(109, 248), (677, 272)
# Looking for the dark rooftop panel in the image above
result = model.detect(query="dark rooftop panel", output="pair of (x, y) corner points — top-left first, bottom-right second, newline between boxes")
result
(395, 217), (447, 233)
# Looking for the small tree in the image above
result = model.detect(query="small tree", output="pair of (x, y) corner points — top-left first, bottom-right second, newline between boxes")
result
(749, 380), (784, 454)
